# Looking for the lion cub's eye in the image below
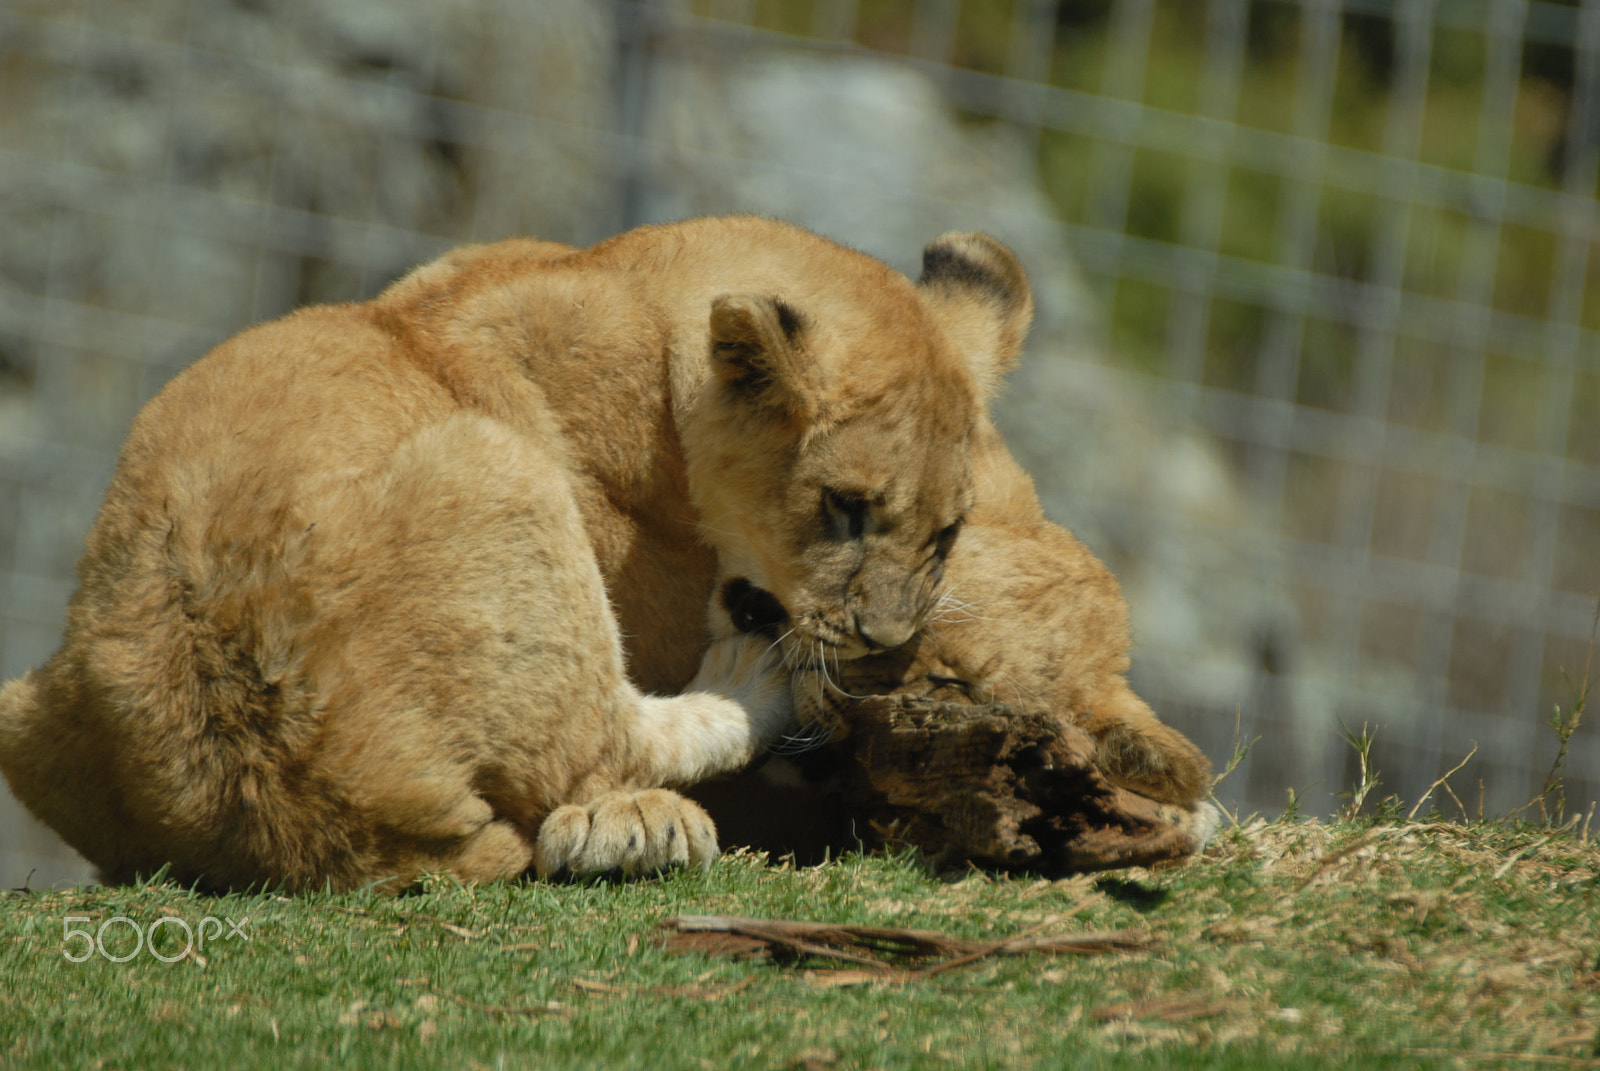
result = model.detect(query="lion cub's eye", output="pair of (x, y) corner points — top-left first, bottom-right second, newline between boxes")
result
(932, 518), (963, 560)
(822, 488), (869, 540)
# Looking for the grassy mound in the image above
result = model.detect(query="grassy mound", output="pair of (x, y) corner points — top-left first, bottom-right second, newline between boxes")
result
(2, 816), (1594, 1069)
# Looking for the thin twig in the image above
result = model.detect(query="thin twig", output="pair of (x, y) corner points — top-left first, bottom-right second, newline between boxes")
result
(1407, 743), (1479, 821)
(914, 892), (1108, 977)
(661, 914), (1150, 974)
(1296, 830), (1384, 891)
(1491, 835), (1551, 881)
(918, 915), (1083, 977)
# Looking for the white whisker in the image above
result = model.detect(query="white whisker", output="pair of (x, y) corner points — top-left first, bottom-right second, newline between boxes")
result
(768, 718), (835, 755)
(811, 642), (828, 714)
(929, 585), (992, 624)
(821, 645), (870, 701)
(995, 669), (1040, 709)
(763, 626), (796, 661)
(690, 521), (743, 544)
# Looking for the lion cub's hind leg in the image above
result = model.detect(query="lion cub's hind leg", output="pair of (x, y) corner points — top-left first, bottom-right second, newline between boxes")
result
(445, 820), (540, 884)
(373, 786), (537, 886)
(350, 413), (793, 883)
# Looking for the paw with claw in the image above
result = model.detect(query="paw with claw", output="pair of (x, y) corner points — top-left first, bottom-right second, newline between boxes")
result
(533, 789), (718, 878)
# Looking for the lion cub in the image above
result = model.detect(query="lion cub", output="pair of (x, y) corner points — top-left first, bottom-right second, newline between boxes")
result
(0, 217), (1033, 891)
(699, 415), (1214, 860)
(809, 416), (1213, 806)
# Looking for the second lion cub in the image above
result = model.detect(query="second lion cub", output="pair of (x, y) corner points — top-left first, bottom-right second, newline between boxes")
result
(699, 407), (1215, 860)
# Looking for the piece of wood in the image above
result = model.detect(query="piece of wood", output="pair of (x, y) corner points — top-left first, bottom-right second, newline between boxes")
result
(657, 914), (1153, 972)
(831, 696), (1204, 875)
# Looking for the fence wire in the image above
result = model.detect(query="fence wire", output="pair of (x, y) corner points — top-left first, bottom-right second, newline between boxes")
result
(0, 0), (1596, 884)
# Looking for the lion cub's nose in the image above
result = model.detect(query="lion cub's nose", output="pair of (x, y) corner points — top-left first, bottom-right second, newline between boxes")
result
(855, 617), (914, 652)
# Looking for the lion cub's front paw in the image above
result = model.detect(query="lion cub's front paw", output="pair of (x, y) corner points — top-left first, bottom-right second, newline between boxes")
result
(689, 633), (799, 750)
(533, 789), (718, 878)
(1087, 720), (1214, 807)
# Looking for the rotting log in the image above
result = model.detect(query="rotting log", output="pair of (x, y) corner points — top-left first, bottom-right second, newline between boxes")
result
(829, 696), (1204, 875)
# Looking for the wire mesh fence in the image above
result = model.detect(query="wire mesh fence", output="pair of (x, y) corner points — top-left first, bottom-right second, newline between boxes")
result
(0, 0), (1595, 885)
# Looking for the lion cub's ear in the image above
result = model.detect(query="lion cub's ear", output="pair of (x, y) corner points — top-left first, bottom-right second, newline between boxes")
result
(917, 232), (1034, 401)
(708, 294), (821, 421)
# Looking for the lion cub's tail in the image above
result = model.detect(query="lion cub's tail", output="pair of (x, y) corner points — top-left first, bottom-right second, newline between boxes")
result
(0, 672), (41, 781)
(0, 669), (31, 726)
(1, 670), (134, 878)
(0, 671), (70, 845)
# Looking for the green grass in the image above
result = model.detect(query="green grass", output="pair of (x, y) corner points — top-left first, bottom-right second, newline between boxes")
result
(2, 819), (1595, 1069)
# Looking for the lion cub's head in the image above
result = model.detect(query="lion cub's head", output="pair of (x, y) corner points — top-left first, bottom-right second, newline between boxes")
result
(715, 398), (1215, 810)
(684, 231), (1032, 669)
(780, 516), (1212, 808)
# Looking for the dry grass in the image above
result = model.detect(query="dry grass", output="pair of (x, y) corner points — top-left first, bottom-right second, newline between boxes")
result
(1111, 815), (1600, 1062)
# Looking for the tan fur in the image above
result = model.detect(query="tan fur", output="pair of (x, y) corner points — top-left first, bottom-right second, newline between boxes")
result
(790, 416), (1214, 810)
(0, 217), (1031, 891)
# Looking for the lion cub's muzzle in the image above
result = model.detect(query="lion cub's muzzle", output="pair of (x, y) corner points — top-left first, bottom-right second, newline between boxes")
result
(721, 576), (926, 666)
